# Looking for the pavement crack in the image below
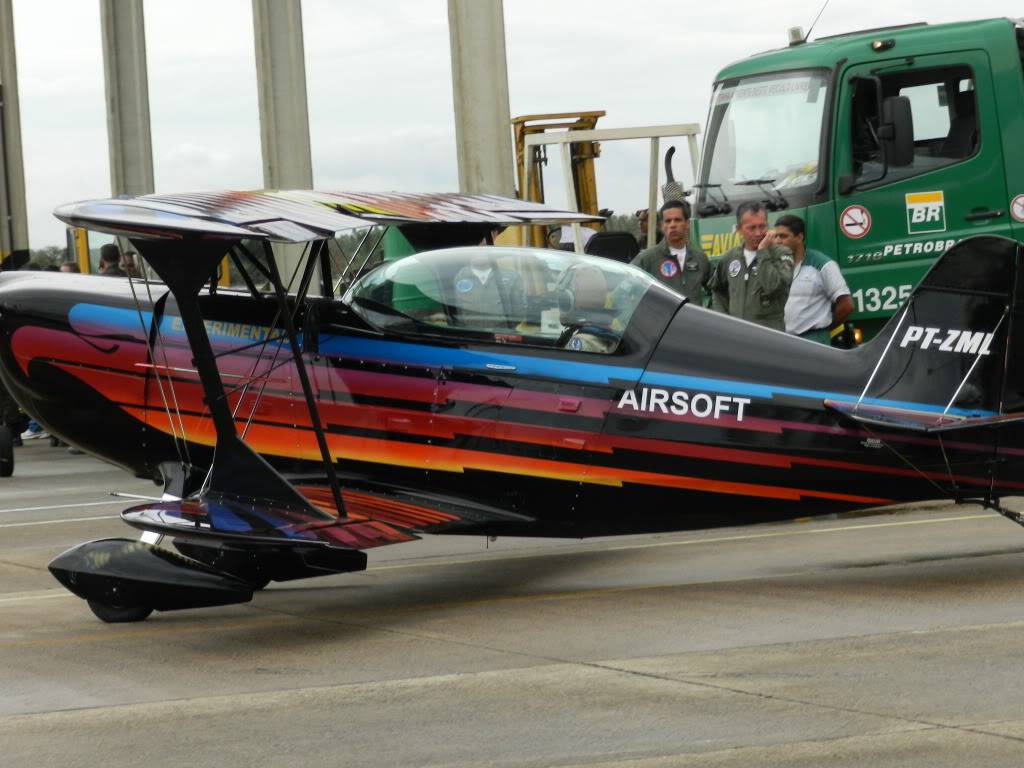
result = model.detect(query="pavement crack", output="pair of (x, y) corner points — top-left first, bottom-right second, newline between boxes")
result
(584, 660), (1024, 747)
(0, 557), (45, 573)
(243, 604), (1024, 748)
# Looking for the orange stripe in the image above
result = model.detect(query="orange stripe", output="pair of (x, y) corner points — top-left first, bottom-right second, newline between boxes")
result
(130, 409), (892, 506)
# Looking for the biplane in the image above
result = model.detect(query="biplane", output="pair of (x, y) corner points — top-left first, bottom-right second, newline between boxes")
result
(0, 189), (1022, 623)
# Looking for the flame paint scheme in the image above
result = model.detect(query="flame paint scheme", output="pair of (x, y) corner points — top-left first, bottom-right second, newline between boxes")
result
(1, 190), (1022, 622)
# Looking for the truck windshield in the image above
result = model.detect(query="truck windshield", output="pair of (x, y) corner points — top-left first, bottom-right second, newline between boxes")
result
(698, 69), (829, 212)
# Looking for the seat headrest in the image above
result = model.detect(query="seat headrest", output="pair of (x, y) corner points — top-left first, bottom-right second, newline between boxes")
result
(569, 265), (608, 310)
(953, 89), (976, 117)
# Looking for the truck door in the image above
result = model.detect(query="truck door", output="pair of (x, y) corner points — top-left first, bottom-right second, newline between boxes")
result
(833, 52), (1009, 334)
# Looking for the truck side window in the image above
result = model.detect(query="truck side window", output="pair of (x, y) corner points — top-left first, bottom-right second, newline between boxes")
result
(851, 65), (977, 187)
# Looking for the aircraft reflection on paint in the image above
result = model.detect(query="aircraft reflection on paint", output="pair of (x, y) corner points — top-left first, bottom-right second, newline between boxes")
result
(1, 189), (1023, 623)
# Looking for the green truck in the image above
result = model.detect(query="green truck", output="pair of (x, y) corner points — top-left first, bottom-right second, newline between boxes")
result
(691, 17), (1024, 336)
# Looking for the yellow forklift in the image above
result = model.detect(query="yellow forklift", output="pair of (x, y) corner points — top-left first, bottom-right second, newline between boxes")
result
(512, 111), (605, 248)
(511, 111), (701, 255)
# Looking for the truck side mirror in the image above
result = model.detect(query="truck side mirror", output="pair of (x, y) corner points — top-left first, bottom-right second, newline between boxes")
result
(881, 96), (914, 167)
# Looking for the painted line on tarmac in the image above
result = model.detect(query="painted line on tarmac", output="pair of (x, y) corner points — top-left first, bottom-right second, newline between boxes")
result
(0, 500), (127, 515)
(0, 512), (1011, 646)
(367, 512), (1000, 572)
(0, 616), (295, 649)
(0, 591), (74, 604)
(0, 514), (119, 529)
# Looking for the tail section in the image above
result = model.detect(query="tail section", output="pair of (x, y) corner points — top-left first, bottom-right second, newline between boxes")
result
(823, 235), (1024, 510)
(831, 235), (1021, 430)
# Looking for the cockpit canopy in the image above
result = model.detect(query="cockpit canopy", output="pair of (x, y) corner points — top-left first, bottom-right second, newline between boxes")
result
(344, 247), (659, 351)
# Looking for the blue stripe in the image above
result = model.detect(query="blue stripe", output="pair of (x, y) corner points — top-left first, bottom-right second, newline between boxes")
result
(71, 304), (155, 335)
(641, 371), (993, 417)
(71, 304), (283, 347)
(317, 335), (644, 385)
(74, 304), (993, 418)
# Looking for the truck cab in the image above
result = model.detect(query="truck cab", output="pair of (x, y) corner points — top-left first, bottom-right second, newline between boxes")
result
(691, 18), (1024, 336)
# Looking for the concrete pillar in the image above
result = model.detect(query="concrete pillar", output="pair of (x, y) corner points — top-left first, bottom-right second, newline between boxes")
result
(99, 0), (155, 197)
(252, 0), (313, 190)
(0, 0), (29, 268)
(447, 0), (515, 197)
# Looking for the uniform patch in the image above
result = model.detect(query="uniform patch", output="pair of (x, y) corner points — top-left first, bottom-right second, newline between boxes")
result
(660, 259), (679, 278)
(727, 260), (741, 278)
(455, 278), (474, 293)
(568, 336), (583, 351)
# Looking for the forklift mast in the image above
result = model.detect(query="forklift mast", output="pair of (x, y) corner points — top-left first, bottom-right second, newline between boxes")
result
(512, 111), (605, 248)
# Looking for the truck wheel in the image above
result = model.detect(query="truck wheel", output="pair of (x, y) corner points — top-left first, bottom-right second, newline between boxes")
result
(86, 599), (154, 623)
(0, 425), (13, 478)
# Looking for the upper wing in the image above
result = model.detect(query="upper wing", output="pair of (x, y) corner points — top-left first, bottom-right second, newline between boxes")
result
(53, 190), (602, 243)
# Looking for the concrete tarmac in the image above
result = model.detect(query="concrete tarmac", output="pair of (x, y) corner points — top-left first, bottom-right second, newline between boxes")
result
(3, 441), (1024, 767)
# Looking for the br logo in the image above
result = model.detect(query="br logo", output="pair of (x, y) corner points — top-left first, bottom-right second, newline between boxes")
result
(905, 191), (946, 235)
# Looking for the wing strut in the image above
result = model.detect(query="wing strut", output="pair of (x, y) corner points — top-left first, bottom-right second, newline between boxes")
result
(262, 241), (347, 518)
(131, 237), (330, 514)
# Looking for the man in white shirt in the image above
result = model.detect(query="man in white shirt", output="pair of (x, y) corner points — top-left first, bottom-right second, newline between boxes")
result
(774, 214), (853, 344)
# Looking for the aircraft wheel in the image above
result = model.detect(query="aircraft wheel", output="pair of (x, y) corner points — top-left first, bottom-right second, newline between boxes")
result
(86, 598), (154, 623)
(0, 425), (13, 478)
(48, 435), (60, 447)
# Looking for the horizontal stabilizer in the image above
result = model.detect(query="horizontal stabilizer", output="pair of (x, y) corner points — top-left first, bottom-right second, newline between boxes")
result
(825, 400), (1024, 434)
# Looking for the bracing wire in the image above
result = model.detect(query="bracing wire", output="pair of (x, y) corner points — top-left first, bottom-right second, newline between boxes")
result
(142, 274), (193, 468)
(127, 271), (190, 468)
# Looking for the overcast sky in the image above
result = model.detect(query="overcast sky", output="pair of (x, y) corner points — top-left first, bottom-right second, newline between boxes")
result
(8, 0), (1020, 246)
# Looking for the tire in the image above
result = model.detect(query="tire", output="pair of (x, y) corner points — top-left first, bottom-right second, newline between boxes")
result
(86, 599), (154, 623)
(0, 425), (13, 478)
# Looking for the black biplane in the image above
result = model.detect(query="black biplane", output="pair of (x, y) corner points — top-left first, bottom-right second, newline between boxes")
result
(0, 189), (1022, 623)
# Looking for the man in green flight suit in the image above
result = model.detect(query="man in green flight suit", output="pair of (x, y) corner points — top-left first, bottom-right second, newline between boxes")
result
(708, 202), (794, 331)
(630, 200), (710, 305)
